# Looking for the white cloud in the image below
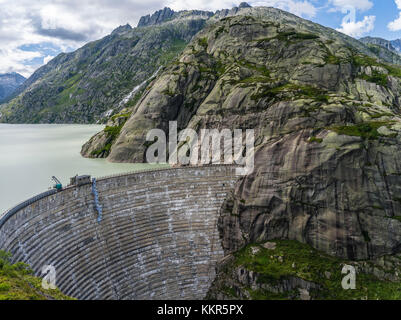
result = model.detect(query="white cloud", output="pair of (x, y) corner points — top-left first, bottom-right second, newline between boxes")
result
(336, 15), (375, 37)
(43, 55), (54, 65)
(389, 12), (401, 31)
(388, 1), (401, 31)
(250, 1), (317, 18)
(329, 0), (373, 12)
(168, 0), (317, 18)
(0, 0), (321, 77)
(167, 0), (237, 12)
(0, 47), (42, 78)
(0, 0), (167, 77)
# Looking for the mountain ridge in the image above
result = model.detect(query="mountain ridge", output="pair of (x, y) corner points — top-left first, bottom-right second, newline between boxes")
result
(0, 16), (209, 123)
(0, 73), (25, 103)
(2, 4), (400, 125)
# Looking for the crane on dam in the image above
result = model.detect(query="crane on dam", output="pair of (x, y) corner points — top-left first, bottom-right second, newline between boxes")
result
(51, 176), (63, 191)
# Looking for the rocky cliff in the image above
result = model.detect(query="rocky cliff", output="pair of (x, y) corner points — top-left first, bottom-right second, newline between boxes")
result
(81, 6), (401, 298)
(359, 36), (401, 65)
(361, 36), (401, 55)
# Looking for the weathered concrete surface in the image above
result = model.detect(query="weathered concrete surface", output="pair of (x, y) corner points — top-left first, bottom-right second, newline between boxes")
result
(0, 165), (239, 300)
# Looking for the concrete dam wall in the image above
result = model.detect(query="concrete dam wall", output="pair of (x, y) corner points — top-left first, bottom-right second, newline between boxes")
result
(0, 165), (239, 300)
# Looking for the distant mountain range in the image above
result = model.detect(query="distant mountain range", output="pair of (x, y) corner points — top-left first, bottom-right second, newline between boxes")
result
(0, 3), (254, 124)
(359, 36), (401, 65)
(0, 73), (25, 102)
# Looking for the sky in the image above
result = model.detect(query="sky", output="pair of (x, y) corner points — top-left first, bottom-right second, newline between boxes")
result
(1, 0), (401, 78)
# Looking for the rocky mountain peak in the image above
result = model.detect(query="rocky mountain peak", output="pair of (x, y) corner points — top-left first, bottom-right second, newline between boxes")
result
(111, 23), (132, 35)
(391, 38), (401, 53)
(137, 7), (176, 27)
(360, 36), (397, 52)
(137, 4), (253, 28)
(239, 2), (251, 8)
(137, 7), (215, 28)
(0, 72), (26, 102)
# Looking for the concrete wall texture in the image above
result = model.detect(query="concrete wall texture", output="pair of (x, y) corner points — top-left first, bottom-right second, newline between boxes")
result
(0, 165), (239, 300)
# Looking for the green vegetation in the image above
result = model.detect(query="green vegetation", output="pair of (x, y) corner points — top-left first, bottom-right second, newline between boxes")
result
(309, 136), (323, 143)
(325, 54), (342, 65)
(367, 44), (381, 56)
(330, 121), (395, 140)
(223, 240), (401, 300)
(239, 60), (270, 77)
(0, 251), (72, 300)
(91, 122), (126, 157)
(104, 124), (124, 139)
(214, 60), (226, 77)
(240, 76), (271, 84)
(162, 87), (176, 97)
(351, 53), (401, 81)
(251, 83), (329, 103)
(276, 31), (319, 42)
(370, 112), (394, 119)
(255, 31), (319, 46)
(91, 143), (112, 157)
(214, 26), (227, 38)
(359, 70), (389, 87)
(126, 88), (146, 109)
(160, 39), (187, 65)
(351, 54), (381, 68)
(198, 37), (208, 50)
(56, 73), (85, 106)
(111, 112), (131, 122)
(362, 231), (371, 242)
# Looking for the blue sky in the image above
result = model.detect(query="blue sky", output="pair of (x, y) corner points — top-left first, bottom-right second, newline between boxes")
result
(0, 0), (400, 78)
(310, 0), (401, 39)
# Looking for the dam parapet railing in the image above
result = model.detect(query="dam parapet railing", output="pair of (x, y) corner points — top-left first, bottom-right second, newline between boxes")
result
(0, 164), (238, 232)
(0, 189), (57, 230)
(95, 163), (238, 181)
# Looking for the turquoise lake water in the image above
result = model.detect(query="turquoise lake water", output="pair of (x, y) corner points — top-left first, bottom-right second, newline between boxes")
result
(0, 124), (167, 214)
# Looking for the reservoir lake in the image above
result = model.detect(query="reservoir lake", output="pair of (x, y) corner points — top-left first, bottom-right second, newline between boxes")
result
(0, 124), (167, 214)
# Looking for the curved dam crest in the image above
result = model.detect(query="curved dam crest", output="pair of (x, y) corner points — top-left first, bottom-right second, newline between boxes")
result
(0, 165), (239, 300)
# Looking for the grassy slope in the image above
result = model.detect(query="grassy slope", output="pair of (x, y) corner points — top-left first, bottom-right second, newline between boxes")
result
(215, 240), (401, 300)
(0, 251), (73, 300)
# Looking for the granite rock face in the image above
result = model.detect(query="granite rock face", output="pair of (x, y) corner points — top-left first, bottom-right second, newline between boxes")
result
(206, 240), (401, 300)
(219, 129), (401, 260)
(137, 7), (214, 27)
(101, 8), (401, 262)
